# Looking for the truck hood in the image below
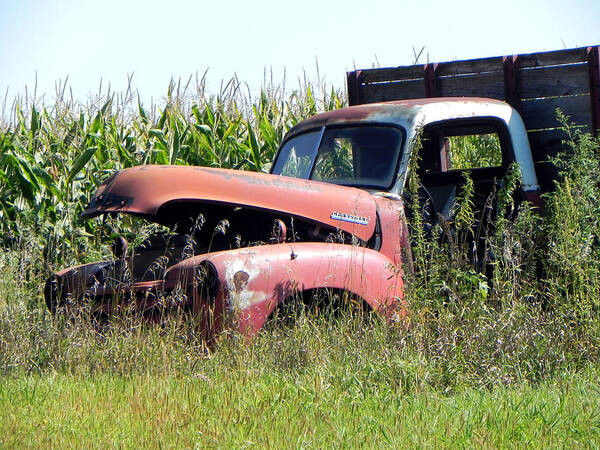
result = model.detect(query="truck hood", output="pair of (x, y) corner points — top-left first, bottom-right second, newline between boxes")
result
(81, 165), (377, 241)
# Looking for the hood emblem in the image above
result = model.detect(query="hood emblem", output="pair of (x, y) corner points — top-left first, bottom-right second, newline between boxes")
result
(330, 211), (369, 226)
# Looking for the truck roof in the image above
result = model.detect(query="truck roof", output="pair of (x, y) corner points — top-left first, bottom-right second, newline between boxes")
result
(281, 97), (538, 192)
(284, 97), (516, 140)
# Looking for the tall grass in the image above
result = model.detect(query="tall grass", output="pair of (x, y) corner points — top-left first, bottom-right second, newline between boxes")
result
(400, 116), (600, 386)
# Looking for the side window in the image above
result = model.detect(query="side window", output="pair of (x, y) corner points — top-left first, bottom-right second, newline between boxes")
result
(420, 123), (504, 174)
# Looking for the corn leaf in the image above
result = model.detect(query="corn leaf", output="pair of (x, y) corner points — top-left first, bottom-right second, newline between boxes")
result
(67, 146), (98, 183)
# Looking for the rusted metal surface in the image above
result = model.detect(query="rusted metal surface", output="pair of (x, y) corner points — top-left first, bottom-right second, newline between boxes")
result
(82, 166), (377, 242)
(48, 239), (406, 339)
(423, 63), (439, 98)
(372, 195), (411, 269)
(587, 46), (600, 136)
(282, 97), (539, 194)
(502, 55), (522, 113)
(48, 90), (550, 340)
(44, 261), (110, 312)
(284, 97), (511, 141)
(49, 159), (413, 337)
(521, 189), (544, 213)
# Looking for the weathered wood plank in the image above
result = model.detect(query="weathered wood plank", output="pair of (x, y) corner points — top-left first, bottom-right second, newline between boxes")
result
(520, 95), (592, 130)
(354, 47), (591, 88)
(527, 129), (570, 189)
(436, 57), (504, 77)
(349, 47), (597, 133)
(359, 64), (590, 102)
(358, 56), (506, 83)
(359, 80), (425, 103)
(359, 66), (425, 83)
(528, 125), (591, 160)
(526, 125), (591, 189)
(528, 128), (570, 150)
(360, 72), (508, 102)
(519, 64), (590, 98)
(437, 72), (505, 99)
(354, 47), (591, 87)
(518, 47), (589, 69)
(533, 160), (560, 190)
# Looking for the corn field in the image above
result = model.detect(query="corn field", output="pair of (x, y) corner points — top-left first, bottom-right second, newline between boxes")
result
(0, 78), (345, 268)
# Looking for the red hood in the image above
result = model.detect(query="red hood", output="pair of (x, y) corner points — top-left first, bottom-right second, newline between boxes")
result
(81, 165), (377, 241)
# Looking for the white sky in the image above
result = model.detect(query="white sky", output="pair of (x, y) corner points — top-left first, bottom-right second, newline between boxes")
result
(1, 0), (599, 106)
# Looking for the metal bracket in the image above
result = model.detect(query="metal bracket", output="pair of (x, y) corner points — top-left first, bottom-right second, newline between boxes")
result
(503, 55), (522, 113)
(424, 63), (439, 97)
(587, 46), (600, 136)
(347, 70), (364, 106)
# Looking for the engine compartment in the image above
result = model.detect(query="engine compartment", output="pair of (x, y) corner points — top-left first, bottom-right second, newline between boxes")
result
(94, 201), (369, 287)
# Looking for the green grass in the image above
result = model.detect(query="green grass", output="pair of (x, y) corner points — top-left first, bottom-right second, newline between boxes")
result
(2, 370), (599, 447)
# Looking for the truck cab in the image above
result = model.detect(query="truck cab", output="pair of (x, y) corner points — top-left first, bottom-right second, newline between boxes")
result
(271, 97), (542, 220)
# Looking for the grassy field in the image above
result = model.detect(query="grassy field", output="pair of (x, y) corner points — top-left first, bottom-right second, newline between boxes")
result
(2, 370), (600, 447)
(2, 79), (600, 446)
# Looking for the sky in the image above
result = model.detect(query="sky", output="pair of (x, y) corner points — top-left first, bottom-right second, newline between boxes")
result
(1, 0), (600, 107)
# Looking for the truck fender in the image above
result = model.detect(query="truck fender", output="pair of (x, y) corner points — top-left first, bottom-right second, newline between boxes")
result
(171, 242), (405, 336)
(44, 261), (112, 313)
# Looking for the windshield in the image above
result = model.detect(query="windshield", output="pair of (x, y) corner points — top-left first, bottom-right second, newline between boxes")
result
(272, 125), (404, 189)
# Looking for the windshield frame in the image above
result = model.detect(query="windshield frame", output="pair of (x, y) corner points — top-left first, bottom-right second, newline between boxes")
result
(271, 123), (406, 191)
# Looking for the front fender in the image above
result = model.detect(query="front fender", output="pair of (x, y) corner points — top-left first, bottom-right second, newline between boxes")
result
(167, 242), (404, 335)
(44, 261), (112, 312)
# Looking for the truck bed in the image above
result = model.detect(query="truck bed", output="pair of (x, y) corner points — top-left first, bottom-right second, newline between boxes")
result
(347, 46), (600, 190)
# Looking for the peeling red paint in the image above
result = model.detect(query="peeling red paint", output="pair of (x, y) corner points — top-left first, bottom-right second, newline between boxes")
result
(167, 242), (405, 336)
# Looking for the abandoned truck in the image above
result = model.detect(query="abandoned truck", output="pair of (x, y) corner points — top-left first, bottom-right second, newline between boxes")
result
(45, 46), (600, 336)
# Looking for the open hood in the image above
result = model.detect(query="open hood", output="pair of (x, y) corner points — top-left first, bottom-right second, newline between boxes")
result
(81, 166), (377, 241)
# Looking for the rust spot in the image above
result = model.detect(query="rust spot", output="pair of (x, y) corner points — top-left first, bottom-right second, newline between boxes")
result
(285, 105), (374, 138)
(233, 270), (249, 293)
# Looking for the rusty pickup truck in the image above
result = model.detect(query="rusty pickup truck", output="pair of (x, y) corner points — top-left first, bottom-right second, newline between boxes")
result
(45, 46), (600, 337)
